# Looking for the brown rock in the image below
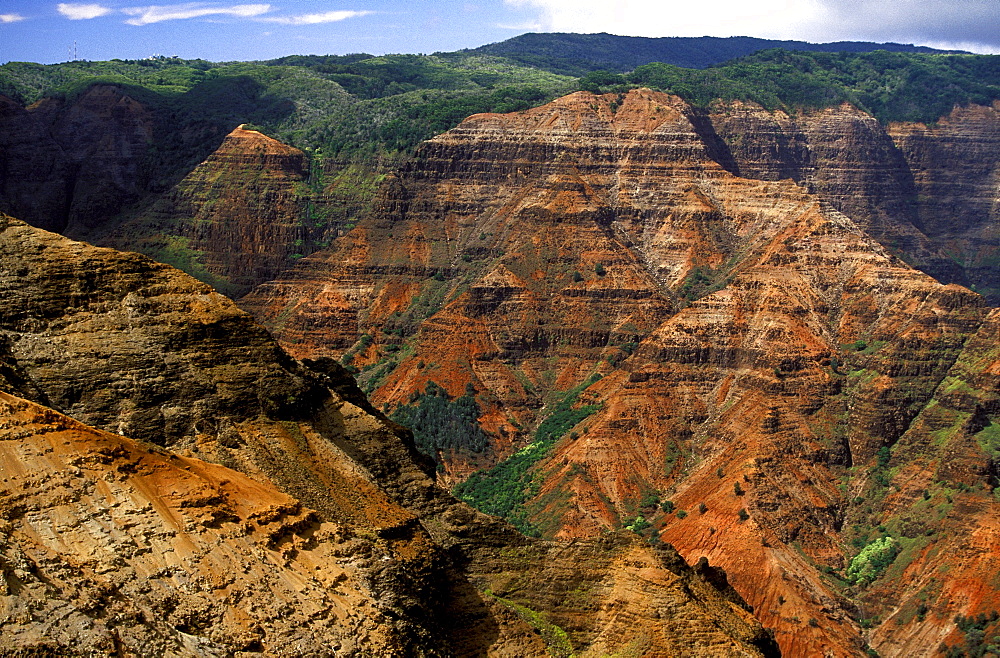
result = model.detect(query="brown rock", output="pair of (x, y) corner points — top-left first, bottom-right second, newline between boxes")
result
(239, 88), (1000, 657)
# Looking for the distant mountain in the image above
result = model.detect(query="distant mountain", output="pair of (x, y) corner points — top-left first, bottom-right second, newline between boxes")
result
(466, 32), (963, 74)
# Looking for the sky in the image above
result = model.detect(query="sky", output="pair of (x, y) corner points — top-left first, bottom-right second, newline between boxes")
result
(1, 0), (998, 65)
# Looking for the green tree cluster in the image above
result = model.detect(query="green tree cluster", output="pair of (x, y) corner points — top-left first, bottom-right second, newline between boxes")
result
(389, 381), (489, 459)
(846, 536), (899, 586)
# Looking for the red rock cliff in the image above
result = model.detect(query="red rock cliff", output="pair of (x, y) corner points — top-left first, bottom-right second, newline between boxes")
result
(0, 212), (778, 657)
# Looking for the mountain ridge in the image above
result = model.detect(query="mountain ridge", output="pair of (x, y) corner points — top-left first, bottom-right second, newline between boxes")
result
(466, 31), (962, 74)
(0, 211), (779, 656)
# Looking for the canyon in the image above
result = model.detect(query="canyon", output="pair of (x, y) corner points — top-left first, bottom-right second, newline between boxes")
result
(2, 50), (1000, 657)
(0, 212), (777, 655)
(240, 89), (1000, 656)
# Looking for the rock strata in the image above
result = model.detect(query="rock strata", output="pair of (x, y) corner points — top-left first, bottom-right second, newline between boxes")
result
(0, 86), (154, 235)
(0, 213), (777, 657)
(110, 126), (327, 297)
(241, 88), (1000, 657)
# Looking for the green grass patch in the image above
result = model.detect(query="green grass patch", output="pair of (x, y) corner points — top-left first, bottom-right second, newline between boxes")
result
(454, 375), (603, 536)
(976, 423), (1000, 459)
(487, 591), (575, 658)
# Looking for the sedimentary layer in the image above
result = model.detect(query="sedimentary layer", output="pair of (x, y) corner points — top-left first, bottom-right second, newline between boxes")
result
(0, 212), (777, 657)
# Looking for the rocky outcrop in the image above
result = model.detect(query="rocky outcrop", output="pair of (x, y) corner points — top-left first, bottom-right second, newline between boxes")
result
(0, 392), (402, 655)
(0, 213), (777, 656)
(887, 102), (1000, 300)
(109, 126), (331, 297)
(0, 86), (384, 299)
(240, 88), (1000, 657)
(710, 99), (1000, 301)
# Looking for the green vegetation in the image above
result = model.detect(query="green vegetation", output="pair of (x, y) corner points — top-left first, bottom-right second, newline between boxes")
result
(625, 515), (651, 534)
(870, 445), (894, 488)
(389, 381), (489, 460)
(623, 50), (1000, 124)
(470, 32), (949, 75)
(678, 266), (729, 301)
(975, 423), (1000, 459)
(639, 491), (661, 508)
(846, 536), (899, 586)
(487, 591), (576, 658)
(942, 612), (1000, 658)
(454, 374), (602, 536)
(0, 54), (573, 157)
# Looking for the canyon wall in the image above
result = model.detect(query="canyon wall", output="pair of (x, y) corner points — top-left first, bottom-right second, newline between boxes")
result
(0, 86), (381, 297)
(241, 89), (1000, 656)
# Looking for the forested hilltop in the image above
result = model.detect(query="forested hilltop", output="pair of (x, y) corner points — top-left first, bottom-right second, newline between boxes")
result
(0, 33), (993, 159)
(467, 31), (957, 74)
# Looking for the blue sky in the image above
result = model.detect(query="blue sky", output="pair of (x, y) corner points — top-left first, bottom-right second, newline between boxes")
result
(2, 0), (998, 64)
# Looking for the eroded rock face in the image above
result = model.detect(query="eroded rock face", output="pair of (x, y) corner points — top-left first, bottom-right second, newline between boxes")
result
(240, 89), (1000, 657)
(0, 214), (777, 657)
(0, 87), (374, 299)
(0, 392), (400, 656)
(109, 126), (326, 297)
(887, 102), (1000, 300)
(711, 99), (1000, 301)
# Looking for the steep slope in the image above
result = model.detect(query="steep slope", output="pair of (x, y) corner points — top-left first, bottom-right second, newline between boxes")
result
(0, 86), (154, 235)
(0, 213), (778, 657)
(241, 88), (1000, 657)
(527, 198), (988, 655)
(0, 391), (404, 655)
(711, 99), (1000, 302)
(887, 102), (1000, 300)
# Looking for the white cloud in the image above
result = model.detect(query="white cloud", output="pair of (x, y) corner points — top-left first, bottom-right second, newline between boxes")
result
(260, 10), (372, 26)
(122, 3), (271, 26)
(919, 40), (1000, 55)
(497, 21), (543, 31)
(57, 4), (112, 20)
(0, 14), (26, 23)
(503, 0), (828, 40)
(503, 0), (1000, 50)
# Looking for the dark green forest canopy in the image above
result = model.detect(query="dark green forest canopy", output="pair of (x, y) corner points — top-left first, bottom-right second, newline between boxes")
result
(0, 53), (573, 157)
(467, 32), (955, 75)
(621, 50), (1000, 124)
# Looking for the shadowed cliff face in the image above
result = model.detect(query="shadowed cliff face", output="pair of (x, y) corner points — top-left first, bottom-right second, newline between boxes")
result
(102, 126), (381, 298)
(240, 89), (1000, 657)
(110, 126), (316, 297)
(0, 87), (154, 235)
(0, 213), (777, 657)
(0, 85), (372, 299)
